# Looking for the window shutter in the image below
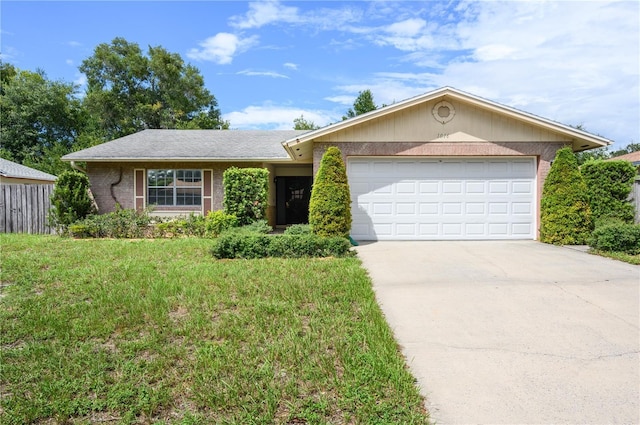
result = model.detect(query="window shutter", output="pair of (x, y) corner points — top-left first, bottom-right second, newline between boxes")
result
(202, 169), (213, 215)
(134, 169), (145, 211)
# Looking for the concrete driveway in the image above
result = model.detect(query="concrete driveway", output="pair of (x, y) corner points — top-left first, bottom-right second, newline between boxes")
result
(356, 241), (639, 425)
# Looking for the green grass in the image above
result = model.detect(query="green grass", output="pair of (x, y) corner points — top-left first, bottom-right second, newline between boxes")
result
(590, 249), (640, 265)
(0, 234), (429, 424)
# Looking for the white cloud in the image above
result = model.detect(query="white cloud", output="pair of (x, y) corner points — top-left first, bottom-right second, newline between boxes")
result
(67, 41), (82, 48)
(73, 73), (87, 87)
(230, 0), (299, 29)
(186, 33), (258, 64)
(283, 62), (298, 71)
(237, 69), (289, 79)
(224, 104), (338, 130)
(66, 59), (74, 66)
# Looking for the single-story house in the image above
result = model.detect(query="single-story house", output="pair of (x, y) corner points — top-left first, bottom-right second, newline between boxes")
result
(0, 158), (57, 185)
(62, 86), (610, 241)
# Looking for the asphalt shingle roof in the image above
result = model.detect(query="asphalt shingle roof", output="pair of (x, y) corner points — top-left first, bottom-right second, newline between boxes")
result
(62, 129), (310, 162)
(608, 151), (640, 164)
(0, 158), (57, 181)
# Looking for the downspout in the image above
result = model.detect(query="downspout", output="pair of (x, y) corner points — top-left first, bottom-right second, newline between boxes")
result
(70, 161), (86, 173)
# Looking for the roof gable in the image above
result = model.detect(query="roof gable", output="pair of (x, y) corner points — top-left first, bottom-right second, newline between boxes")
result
(283, 87), (611, 161)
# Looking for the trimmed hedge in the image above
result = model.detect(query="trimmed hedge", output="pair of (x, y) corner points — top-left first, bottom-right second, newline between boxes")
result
(308, 147), (352, 238)
(223, 167), (269, 225)
(581, 160), (636, 223)
(540, 147), (592, 244)
(211, 233), (352, 259)
(589, 221), (640, 255)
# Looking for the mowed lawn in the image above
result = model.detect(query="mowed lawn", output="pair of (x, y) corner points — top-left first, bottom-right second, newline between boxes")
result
(0, 234), (429, 424)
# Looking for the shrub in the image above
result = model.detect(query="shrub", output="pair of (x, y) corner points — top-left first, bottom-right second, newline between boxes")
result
(240, 219), (272, 234)
(223, 167), (269, 225)
(581, 160), (636, 223)
(284, 224), (312, 235)
(49, 171), (96, 232)
(156, 214), (206, 238)
(589, 221), (640, 254)
(308, 147), (351, 238)
(540, 147), (592, 244)
(211, 233), (352, 259)
(68, 207), (153, 238)
(204, 210), (238, 237)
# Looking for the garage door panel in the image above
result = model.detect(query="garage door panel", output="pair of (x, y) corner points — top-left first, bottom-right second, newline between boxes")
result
(348, 157), (536, 240)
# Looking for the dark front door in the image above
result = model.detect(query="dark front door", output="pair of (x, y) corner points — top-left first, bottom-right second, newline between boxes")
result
(276, 176), (312, 225)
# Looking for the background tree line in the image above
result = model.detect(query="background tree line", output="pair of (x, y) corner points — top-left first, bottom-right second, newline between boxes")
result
(1, 37), (228, 175)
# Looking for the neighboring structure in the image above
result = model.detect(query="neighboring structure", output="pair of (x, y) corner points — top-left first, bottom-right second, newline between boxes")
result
(608, 151), (640, 166)
(0, 158), (57, 185)
(62, 87), (610, 241)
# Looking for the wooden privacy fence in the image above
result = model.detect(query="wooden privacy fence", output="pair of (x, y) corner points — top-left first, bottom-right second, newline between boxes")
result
(0, 184), (56, 234)
(633, 179), (640, 224)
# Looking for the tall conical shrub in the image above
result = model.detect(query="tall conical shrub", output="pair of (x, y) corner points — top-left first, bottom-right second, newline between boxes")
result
(540, 147), (592, 244)
(49, 170), (96, 232)
(309, 147), (351, 238)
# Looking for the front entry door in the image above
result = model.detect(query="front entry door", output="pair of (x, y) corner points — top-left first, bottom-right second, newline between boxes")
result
(276, 176), (313, 225)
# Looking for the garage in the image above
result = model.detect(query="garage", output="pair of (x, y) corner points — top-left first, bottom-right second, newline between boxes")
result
(348, 157), (537, 240)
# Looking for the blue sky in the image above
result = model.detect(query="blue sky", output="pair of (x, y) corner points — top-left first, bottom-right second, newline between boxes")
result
(2, 1), (639, 148)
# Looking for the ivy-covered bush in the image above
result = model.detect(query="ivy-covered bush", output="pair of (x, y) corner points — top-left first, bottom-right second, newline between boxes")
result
(49, 171), (96, 232)
(211, 233), (352, 259)
(540, 147), (592, 245)
(581, 160), (636, 223)
(308, 147), (351, 238)
(223, 167), (269, 225)
(589, 220), (640, 254)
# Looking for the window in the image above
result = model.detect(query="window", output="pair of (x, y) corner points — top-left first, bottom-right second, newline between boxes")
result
(147, 169), (202, 207)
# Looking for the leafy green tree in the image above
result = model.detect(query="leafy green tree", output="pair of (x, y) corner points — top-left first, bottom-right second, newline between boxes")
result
(0, 67), (84, 169)
(49, 171), (96, 232)
(80, 37), (227, 139)
(293, 114), (319, 130)
(540, 147), (592, 244)
(343, 89), (377, 120)
(308, 147), (351, 238)
(581, 160), (636, 224)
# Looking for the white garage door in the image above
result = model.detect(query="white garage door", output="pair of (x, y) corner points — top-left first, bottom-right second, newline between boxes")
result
(348, 157), (536, 240)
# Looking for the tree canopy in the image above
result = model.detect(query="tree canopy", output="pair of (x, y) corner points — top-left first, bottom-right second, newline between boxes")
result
(343, 89), (377, 120)
(0, 65), (84, 173)
(0, 37), (230, 175)
(80, 38), (228, 139)
(293, 114), (320, 130)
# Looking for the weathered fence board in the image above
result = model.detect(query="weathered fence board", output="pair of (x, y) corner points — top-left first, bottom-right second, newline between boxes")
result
(0, 184), (55, 234)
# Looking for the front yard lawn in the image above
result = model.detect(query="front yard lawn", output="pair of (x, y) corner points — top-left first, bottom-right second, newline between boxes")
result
(0, 234), (429, 424)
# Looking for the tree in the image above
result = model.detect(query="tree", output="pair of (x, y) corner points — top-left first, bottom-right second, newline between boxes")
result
(80, 37), (227, 140)
(540, 147), (592, 245)
(308, 147), (351, 238)
(343, 89), (377, 120)
(293, 114), (319, 130)
(0, 66), (84, 168)
(49, 171), (96, 232)
(582, 160), (636, 224)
